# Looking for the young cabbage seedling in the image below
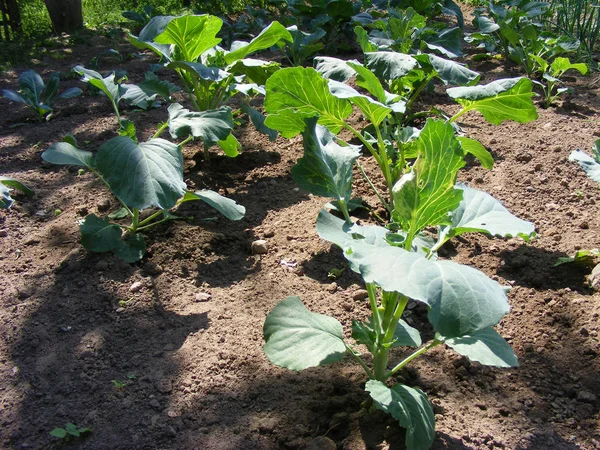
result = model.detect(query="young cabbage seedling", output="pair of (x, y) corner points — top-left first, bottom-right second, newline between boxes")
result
(2, 70), (82, 122)
(41, 130), (245, 262)
(49, 423), (90, 440)
(530, 56), (588, 108)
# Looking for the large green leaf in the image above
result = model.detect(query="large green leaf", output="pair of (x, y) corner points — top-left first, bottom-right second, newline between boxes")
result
(392, 119), (465, 233)
(365, 52), (418, 81)
(345, 243), (510, 338)
(570, 147), (600, 183)
(154, 14), (223, 62)
(366, 380), (435, 450)
(228, 59), (280, 86)
(291, 117), (360, 203)
(422, 27), (463, 58)
(74, 66), (124, 106)
(167, 103), (234, 146)
(80, 214), (123, 252)
(438, 183), (536, 244)
(41, 142), (94, 168)
(418, 54), (480, 86)
(224, 21), (292, 64)
(314, 56), (357, 82)
(19, 70), (44, 103)
(180, 189), (245, 220)
(447, 77), (538, 124)
(95, 137), (186, 210)
(263, 296), (346, 370)
(445, 328), (518, 367)
(264, 67), (353, 137)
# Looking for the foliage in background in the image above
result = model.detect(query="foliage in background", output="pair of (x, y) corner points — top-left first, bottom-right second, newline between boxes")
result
(549, 0), (600, 60)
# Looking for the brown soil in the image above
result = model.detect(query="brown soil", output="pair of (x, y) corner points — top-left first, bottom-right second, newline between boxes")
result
(1, 25), (600, 450)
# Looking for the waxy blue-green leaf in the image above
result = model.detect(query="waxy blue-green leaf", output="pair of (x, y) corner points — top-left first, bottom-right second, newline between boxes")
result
(224, 21), (291, 64)
(327, 80), (392, 126)
(445, 328), (518, 367)
(167, 103), (234, 147)
(180, 189), (245, 220)
(365, 52), (418, 80)
(422, 27), (463, 58)
(154, 15), (223, 62)
(0, 177), (33, 209)
(418, 54), (480, 86)
(569, 147), (600, 182)
(292, 117), (360, 203)
(344, 242), (510, 338)
(240, 104), (278, 141)
(457, 136), (493, 169)
(137, 15), (176, 42)
(113, 233), (146, 263)
(167, 61), (230, 82)
(263, 296), (346, 371)
(41, 141), (94, 168)
(74, 66), (124, 107)
(80, 214), (123, 252)
(366, 380), (435, 450)
(314, 56), (358, 82)
(437, 183), (536, 244)
(392, 120), (465, 233)
(95, 137), (185, 210)
(264, 67), (353, 137)
(447, 77), (538, 125)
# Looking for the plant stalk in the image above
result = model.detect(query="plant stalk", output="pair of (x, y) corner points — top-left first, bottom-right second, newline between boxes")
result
(384, 339), (442, 380)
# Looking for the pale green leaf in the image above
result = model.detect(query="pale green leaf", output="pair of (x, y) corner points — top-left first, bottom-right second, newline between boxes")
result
(445, 328), (518, 367)
(392, 119), (465, 233)
(365, 52), (418, 80)
(366, 380), (435, 450)
(154, 14), (223, 61)
(42, 142), (94, 168)
(167, 103), (234, 146)
(181, 189), (245, 220)
(264, 67), (352, 137)
(263, 296), (346, 370)
(457, 136), (493, 169)
(448, 77), (538, 125)
(569, 149), (600, 182)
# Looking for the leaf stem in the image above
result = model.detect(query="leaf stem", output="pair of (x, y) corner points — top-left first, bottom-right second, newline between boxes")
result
(153, 122), (169, 139)
(356, 160), (391, 212)
(384, 339), (442, 380)
(345, 343), (375, 379)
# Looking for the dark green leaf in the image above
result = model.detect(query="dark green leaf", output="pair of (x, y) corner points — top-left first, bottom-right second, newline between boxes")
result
(240, 104), (278, 141)
(95, 137), (185, 210)
(168, 103), (234, 147)
(365, 52), (418, 81)
(80, 214), (123, 252)
(113, 233), (146, 262)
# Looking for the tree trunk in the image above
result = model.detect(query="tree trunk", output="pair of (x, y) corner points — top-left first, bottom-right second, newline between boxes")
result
(0, 0), (21, 41)
(43, 0), (83, 34)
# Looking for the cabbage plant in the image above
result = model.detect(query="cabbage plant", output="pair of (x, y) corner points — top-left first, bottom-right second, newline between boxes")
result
(2, 70), (82, 122)
(262, 53), (538, 449)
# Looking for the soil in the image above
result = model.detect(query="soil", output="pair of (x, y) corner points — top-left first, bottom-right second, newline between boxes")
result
(1, 17), (600, 450)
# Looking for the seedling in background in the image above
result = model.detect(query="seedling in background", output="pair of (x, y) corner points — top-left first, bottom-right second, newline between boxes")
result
(49, 423), (90, 440)
(0, 177), (34, 209)
(530, 56), (588, 108)
(41, 125), (245, 262)
(2, 70), (82, 122)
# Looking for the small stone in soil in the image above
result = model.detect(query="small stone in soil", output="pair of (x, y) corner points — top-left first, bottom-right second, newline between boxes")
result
(352, 289), (369, 301)
(195, 292), (212, 302)
(97, 199), (111, 212)
(129, 281), (143, 293)
(0, 230), (7, 237)
(577, 390), (596, 403)
(251, 240), (269, 254)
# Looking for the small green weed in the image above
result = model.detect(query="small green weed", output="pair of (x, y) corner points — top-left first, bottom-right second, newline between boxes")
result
(49, 423), (90, 440)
